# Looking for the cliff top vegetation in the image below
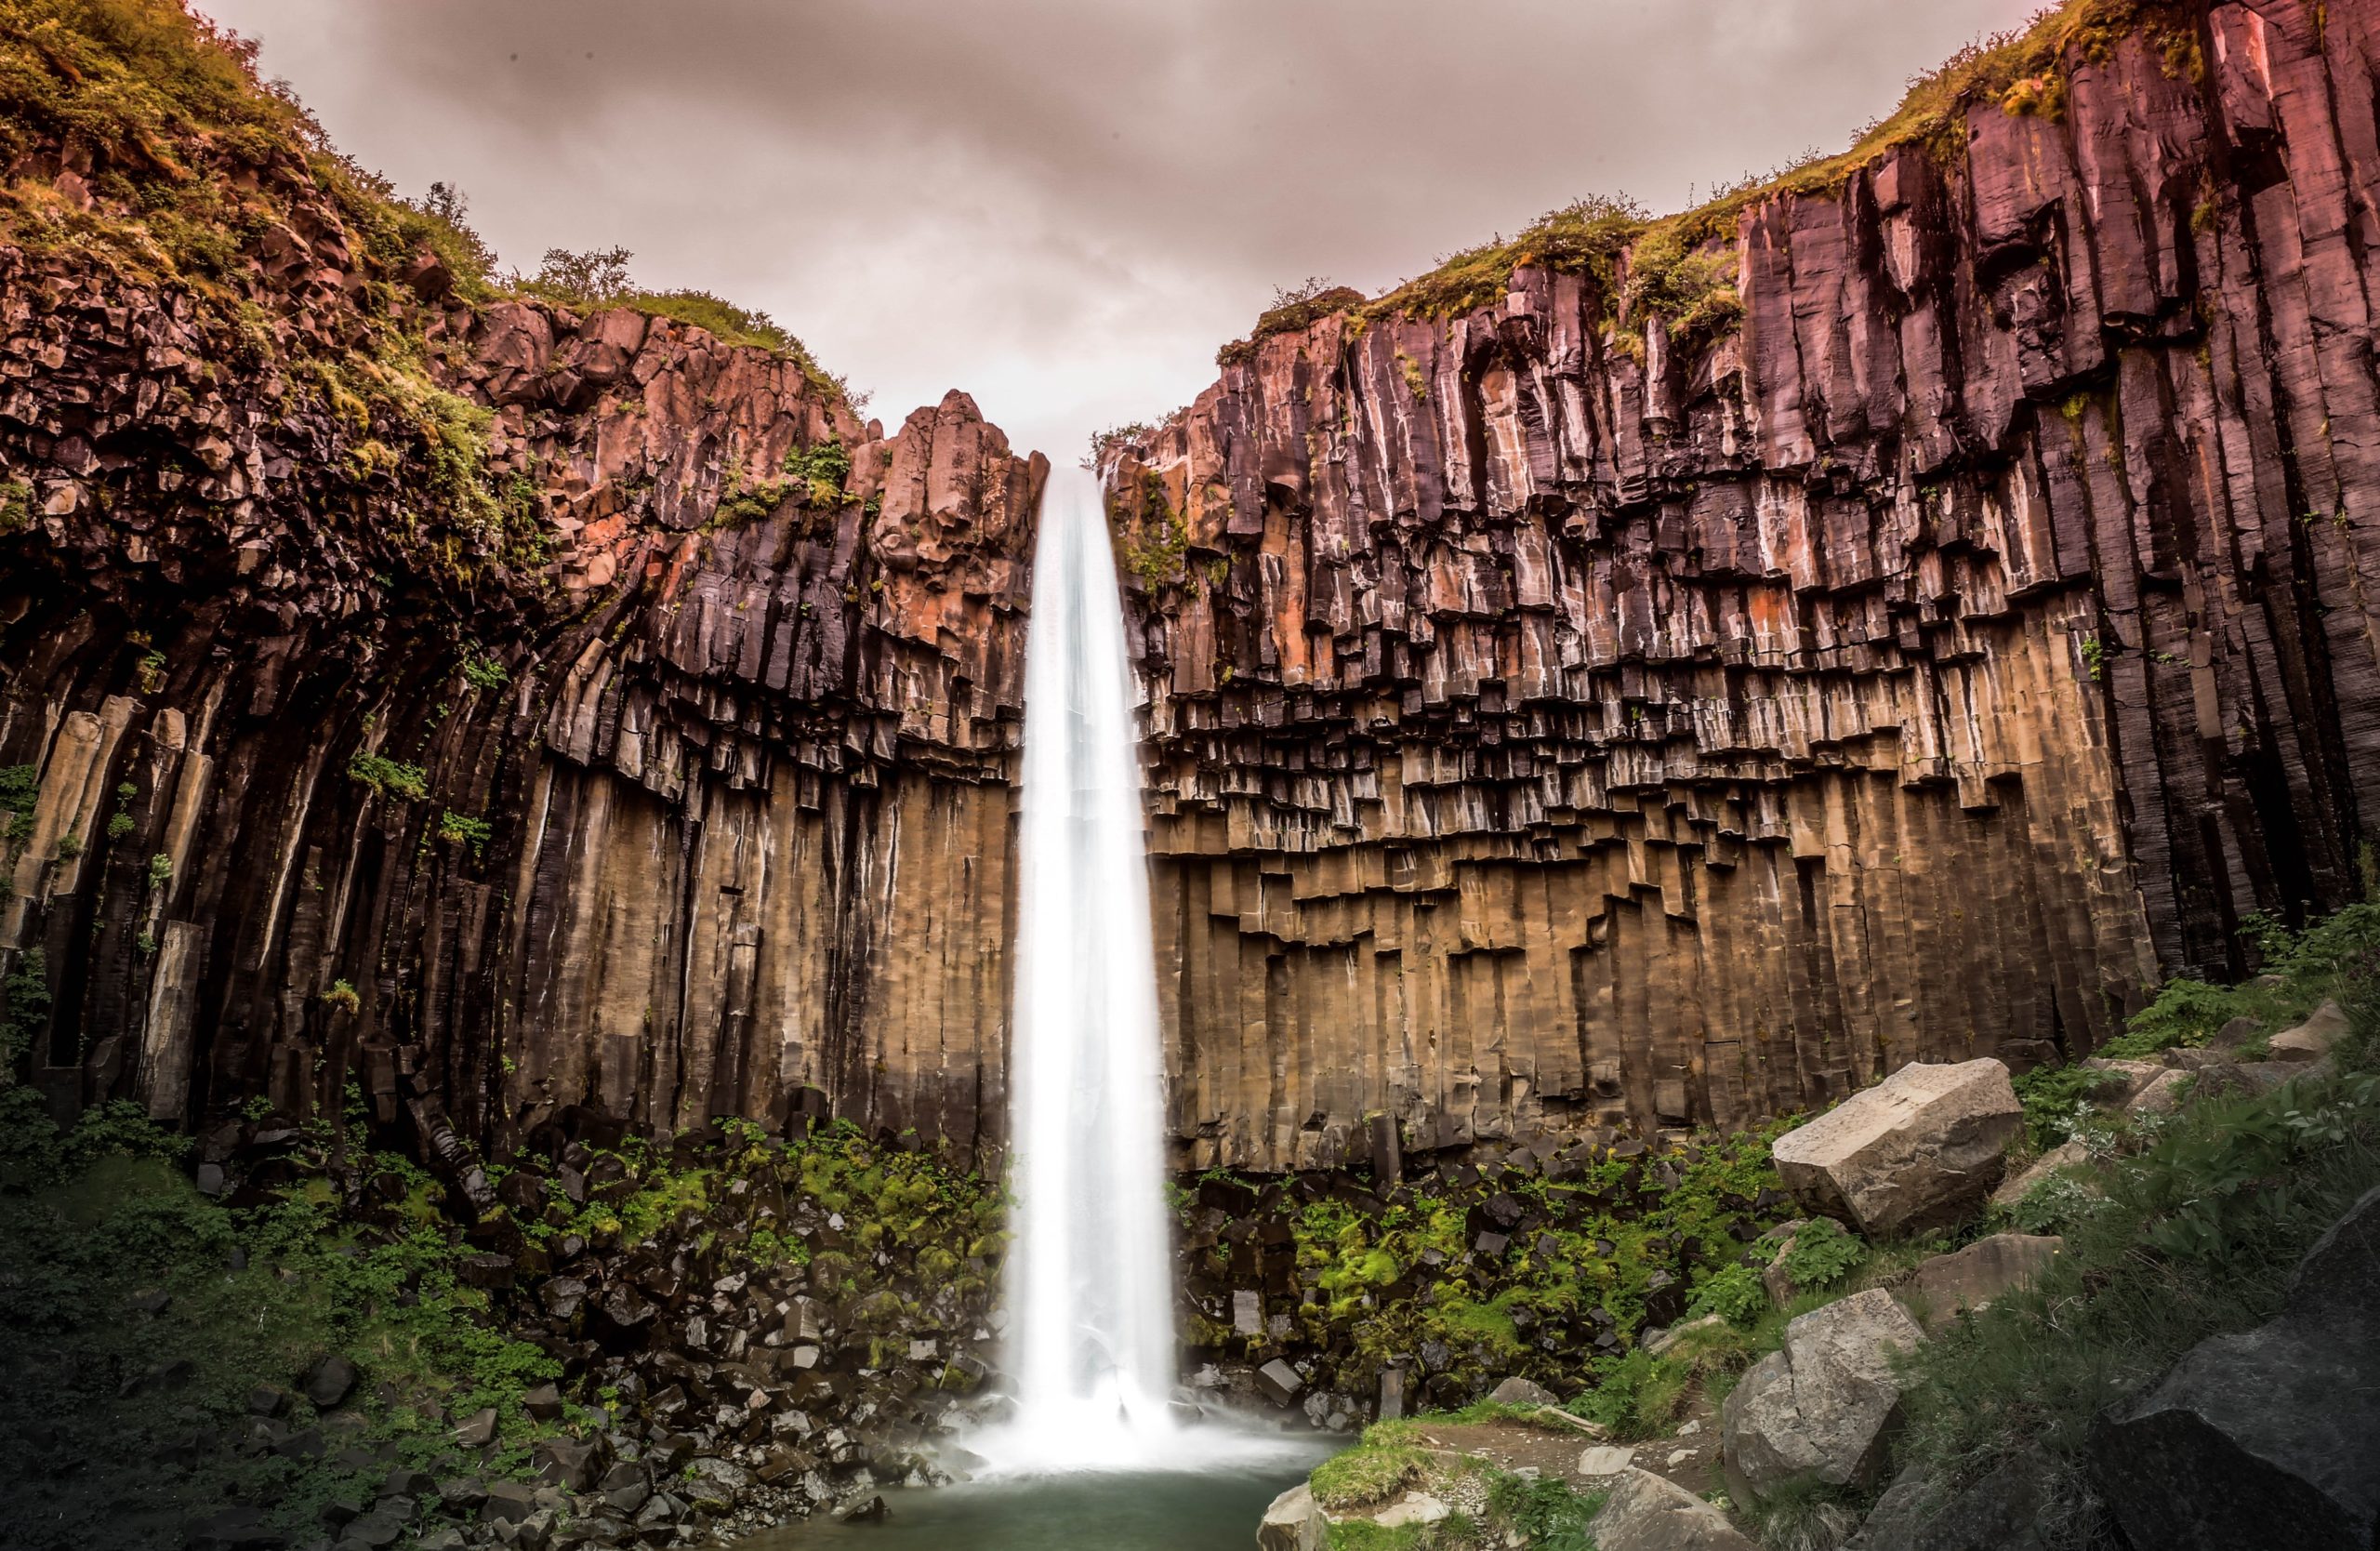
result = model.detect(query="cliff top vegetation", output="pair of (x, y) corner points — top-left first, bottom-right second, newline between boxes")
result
(1214, 0), (2206, 365)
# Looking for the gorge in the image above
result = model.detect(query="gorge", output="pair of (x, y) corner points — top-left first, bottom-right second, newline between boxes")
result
(4, 0), (2380, 1547)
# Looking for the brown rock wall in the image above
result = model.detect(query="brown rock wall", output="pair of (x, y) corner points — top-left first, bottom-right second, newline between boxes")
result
(1115, 1), (2380, 1168)
(0, 115), (1041, 1163)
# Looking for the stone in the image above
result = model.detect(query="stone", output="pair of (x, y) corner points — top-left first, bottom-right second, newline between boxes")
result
(1904, 1234), (2064, 1330)
(246, 1384), (292, 1418)
(1233, 1290), (1263, 1336)
(2090, 1184), (2380, 1548)
(1576, 1445), (1635, 1478)
(1771, 1061), (2023, 1235)
(1722, 1289), (1925, 1505)
(1488, 1376), (1557, 1408)
(1990, 1141), (2090, 1213)
(1376, 1367), (1405, 1421)
(1257, 1482), (1326, 1551)
(1585, 1468), (1758, 1551)
(1371, 1492), (1449, 1528)
(1643, 1314), (1726, 1358)
(451, 1407), (497, 1449)
(482, 1481), (540, 1526)
(2124, 1068), (2192, 1116)
(520, 1382), (563, 1422)
(1256, 1359), (1303, 1406)
(2268, 1000), (2351, 1063)
(532, 1435), (600, 1490)
(302, 1355), (356, 1409)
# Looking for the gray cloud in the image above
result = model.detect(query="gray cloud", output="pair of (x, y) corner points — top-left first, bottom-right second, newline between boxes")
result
(197, 0), (2045, 461)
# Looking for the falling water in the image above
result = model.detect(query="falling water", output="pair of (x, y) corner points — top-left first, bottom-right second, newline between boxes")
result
(985, 462), (1181, 1470)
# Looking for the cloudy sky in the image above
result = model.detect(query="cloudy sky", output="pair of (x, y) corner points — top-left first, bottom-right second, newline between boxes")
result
(196, 0), (2043, 462)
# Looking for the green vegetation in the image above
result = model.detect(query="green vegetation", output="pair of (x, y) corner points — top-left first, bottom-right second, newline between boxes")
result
(143, 851), (171, 888)
(1273, 1120), (1798, 1413)
(519, 245), (857, 404)
(0, 1091), (576, 1547)
(711, 437), (857, 528)
(347, 751), (428, 802)
(1310, 1409), (1607, 1550)
(2, 946), (50, 1073)
(321, 978), (360, 1014)
(435, 808), (492, 856)
(1216, 276), (1368, 366)
(2, 761), (36, 855)
(1845, 902), (2380, 1546)
(458, 649), (509, 692)
(1108, 469), (1191, 590)
(0, 476), (32, 534)
(1777, 1215), (1864, 1293)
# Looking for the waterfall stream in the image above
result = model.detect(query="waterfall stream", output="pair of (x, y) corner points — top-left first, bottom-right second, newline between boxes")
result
(984, 462), (1182, 1469)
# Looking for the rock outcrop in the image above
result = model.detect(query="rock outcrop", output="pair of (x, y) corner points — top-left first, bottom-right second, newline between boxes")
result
(0, 10), (1042, 1166)
(2089, 1182), (2380, 1547)
(1110, 0), (2380, 1169)
(1586, 1467), (1759, 1551)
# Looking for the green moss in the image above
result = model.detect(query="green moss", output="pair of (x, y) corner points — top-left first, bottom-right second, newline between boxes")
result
(347, 752), (428, 802)
(1109, 470), (1190, 590)
(1309, 1418), (1430, 1510)
(0, 477), (32, 535)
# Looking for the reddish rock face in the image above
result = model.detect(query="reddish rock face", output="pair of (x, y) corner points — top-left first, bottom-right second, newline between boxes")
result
(1110, 3), (2380, 1169)
(0, 105), (1045, 1163)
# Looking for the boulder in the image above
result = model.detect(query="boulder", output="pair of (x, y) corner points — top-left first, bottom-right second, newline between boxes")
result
(1577, 1445), (1635, 1478)
(1643, 1314), (1725, 1358)
(451, 1406), (497, 1448)
(2079, 1057), (2163, 1102)
(1488, 1375), (1556, 1408)
(1989, 1140), (2088, 1213)
(1586, 1467), (1758, 1551)
(2268, 999), (2350, 1063)
(1256, 1482), (1326, 1551)
(303, 1354), (357, 1409)
(2124, 1067), (2191, 1116)
(1903, 1234), (2063, 1330)
(1846, 1456), (2059, 1551)
(1722, 1289), (1925, 1505)
(1256, 1359), (1303, 1406)
(1371, 1492), (1449, 1528)
(1771, 1060), (2022, 1235)
(2090, 1184), (2380, 1548)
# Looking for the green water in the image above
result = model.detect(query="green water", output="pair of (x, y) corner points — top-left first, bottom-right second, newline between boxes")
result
(738, 1452), (1334, 1551)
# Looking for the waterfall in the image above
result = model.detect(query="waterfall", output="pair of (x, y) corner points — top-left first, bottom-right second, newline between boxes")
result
(988, 462), (1181, 1470)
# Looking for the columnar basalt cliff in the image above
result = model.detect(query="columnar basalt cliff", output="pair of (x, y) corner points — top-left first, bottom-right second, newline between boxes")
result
(1111, 0), (2380, 1170)
(0, 29), (1044, 1165)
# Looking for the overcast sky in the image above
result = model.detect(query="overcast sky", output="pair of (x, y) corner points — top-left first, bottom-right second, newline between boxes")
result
(195, 0), (2043, 462)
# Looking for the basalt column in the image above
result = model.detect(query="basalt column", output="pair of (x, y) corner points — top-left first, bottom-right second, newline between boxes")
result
(1112, 0), (2380, 1172)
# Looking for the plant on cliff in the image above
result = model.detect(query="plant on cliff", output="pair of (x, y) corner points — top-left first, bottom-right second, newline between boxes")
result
(346, 751), (428, 802)
(1108, 470), (1191, 590)
(1, 947), (50, 1077)
(1215, 276), (1369, 366)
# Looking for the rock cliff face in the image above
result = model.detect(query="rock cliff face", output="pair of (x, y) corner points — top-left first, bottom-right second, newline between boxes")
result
(1111, 0), (2380, 1169)
(0, 42), (1043, 1163)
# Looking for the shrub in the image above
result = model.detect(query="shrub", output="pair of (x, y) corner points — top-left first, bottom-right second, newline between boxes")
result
(347, 752), (428, 801)
(1686, 1262), (1767, 1327)
(1779, 1216), (1863, 1292)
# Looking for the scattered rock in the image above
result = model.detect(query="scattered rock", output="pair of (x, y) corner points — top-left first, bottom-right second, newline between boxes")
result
(1577, 1445), (1635, 1478)
(302, 1355), (356, 1409)
(2124, 1068), (2192, 1117)
(1586, 1467), (1758, 1551)
(1372, 1491), (1449, 1528)
(1722, 1289), (1926, 1505)
(1990, 1140), (2090, 1213)
(451, 1407), (496, 1448)
(1488, 1376), (1557, 1408)
(2268, 1000), (2350, 1063)
(1903, 1234), (2063, 1330)
(2090, 1184), (2380, 1548)
(1256, 1358), (1303, 1406)
(1257, 1482), (1327, 1551)
(1770, 1060), (2023, 1235)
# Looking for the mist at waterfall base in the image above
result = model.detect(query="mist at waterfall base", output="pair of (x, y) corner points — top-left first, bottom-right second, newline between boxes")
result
(961, 465), (1316, 1481)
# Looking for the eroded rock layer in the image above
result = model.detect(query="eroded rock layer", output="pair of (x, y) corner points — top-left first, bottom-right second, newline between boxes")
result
(1113, 1), (2380, 1169)
(0, 100), (1042, 1161)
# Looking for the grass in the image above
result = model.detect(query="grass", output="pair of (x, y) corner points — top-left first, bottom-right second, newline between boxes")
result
(1884, 933), (2380, 1547)
(1308, 1412), (1606, 1550)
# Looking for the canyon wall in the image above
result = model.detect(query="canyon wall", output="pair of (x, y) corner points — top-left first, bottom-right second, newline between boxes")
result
(1112, 0), (2380, 1169)
(0, 82), (1043, 1163)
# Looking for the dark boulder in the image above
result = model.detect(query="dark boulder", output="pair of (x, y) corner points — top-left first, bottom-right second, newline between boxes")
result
(301, 1355), (356, 1409)
(2090, 1184), (2380, 1548)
